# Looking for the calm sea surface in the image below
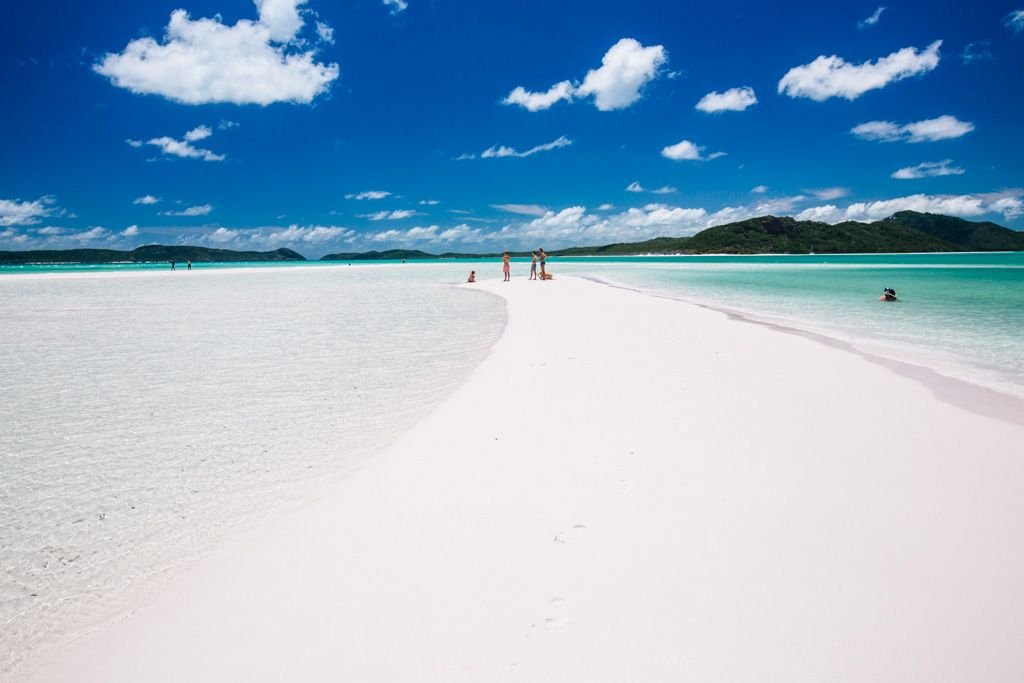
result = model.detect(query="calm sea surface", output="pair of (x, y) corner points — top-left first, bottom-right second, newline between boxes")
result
(0, 264), (505, 675)
(1, 253), (1022, 674)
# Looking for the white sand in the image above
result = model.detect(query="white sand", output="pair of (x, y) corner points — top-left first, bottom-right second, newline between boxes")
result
(28, 276), (1024, 682)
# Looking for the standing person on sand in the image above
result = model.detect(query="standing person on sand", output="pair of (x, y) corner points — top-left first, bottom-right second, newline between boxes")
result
(539, 248), (547, 279)
(187, 260), (192, 271)
(529, 251), (538, 280)
(502, 251), (511, 282)
(170, 260), (176, 271)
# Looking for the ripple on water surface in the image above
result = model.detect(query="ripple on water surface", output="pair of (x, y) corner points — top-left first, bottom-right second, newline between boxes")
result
(0, 264), (505, 675)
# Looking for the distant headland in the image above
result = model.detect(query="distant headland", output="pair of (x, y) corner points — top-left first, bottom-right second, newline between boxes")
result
(2, 212), (1021, 265)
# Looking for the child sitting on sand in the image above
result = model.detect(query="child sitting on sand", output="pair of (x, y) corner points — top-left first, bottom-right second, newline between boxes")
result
(467, 270), (476, 283)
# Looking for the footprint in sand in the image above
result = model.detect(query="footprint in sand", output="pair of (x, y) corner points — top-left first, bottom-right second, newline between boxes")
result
(553, 524), (587, 544)
(544, 598), (573, 633)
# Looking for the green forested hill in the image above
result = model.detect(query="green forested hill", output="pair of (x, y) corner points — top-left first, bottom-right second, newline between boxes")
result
(0, 246), (306, 264)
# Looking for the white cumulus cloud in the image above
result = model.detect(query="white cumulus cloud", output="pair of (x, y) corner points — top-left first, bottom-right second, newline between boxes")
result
(133, 195), (161, 205)
(751, 185), (769, 194)
(0, 197), (61, 226)
(94, 0), (339, 106)
(795, 192), (1023, 223)
(661, 139), (724, 161)
(577, 38), (667, 111)
(383, 0), (408, 15)
(695, 86), (757, 113)
(479, 135), (572, 158)
(891, 159), (965, 179)
(851, 115), (974, 143)
(503, 38), (666, 112)
(778, 40), (941, 101)
(502, 81), (574, 112)
(69, 226), (109, 242)
(121, 225), (140, 237)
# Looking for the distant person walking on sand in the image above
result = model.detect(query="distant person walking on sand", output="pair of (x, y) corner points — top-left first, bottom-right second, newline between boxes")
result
(539, 248), (547, 278)
(529, 251), (538, 280)
(170, 260), (176, 271)
(502, 251), (511, 282)
(467, 270), (476, 283)
(187, 260), (192, 271)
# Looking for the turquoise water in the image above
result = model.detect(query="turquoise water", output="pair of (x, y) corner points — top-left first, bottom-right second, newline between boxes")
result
(3, 252), (1023, 397)
(554, 252), (1024, 399)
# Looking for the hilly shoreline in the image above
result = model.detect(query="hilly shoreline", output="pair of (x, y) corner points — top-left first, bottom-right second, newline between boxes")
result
(2, 212), (1022, 265)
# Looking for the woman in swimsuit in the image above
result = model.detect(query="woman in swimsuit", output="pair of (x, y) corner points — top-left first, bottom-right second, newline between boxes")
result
(502, 251), (511, 282)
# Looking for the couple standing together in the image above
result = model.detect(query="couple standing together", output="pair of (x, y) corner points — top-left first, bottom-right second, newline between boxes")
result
(502, 248), (546, 282)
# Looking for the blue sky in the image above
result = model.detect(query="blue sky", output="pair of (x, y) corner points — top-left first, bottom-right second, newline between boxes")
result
(2, 0), (1023, 257)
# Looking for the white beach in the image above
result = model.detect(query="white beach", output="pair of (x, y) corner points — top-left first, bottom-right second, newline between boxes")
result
(25, 275), (1024, 682)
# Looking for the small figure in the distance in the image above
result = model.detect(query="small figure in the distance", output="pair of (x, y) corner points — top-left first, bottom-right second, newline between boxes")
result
(502, 251), (511, 282)
(539, 247), (547, 279)
(170, 260), (176, 271)
(467, 270), (476, 283)
(880, 287), (898, 302)
(529, 251), (538, 280)
(187, 260), (192, 271)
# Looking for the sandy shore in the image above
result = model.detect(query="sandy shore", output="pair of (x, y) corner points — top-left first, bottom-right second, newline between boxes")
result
(28, 276), (1024, 682)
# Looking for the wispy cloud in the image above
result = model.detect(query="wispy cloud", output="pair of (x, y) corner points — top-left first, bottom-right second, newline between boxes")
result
(626, 181), (677, 194)
(851, 115), (974, 143)
(503, 38), (666, 112)
(1006, 9), (1024, 33)
(491, 204), (549, 216)
(805, 187), (849, 200)
(960, 41), (993, 64)
(131, 126), (225, 162)
(857, 6), (886, 29)
(346, 190), (392, 200)
(133, 195), (160, 205)
(891, 159), (965, 179)
(358, 209), (420, 221)
(383, 0), (408, 15)
(779, 41), (941, 101)
(751, 185), (769, 194)
(160, 204), (213, 217)
(477, 136), (573, 159)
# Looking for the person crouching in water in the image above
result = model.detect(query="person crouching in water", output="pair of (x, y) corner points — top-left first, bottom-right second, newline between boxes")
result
(880, 287), (898, 301)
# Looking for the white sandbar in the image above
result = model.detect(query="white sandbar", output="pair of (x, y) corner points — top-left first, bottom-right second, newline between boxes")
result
(28, 276), (1024, 682)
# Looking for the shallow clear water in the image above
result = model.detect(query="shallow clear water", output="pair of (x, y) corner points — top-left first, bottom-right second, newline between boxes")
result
(551, 253), (1024, 399)
(0, 264), (505, 674)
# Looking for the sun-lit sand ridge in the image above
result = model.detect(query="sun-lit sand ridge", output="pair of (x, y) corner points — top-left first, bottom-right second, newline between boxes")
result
(30, 275), (1024, 682)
